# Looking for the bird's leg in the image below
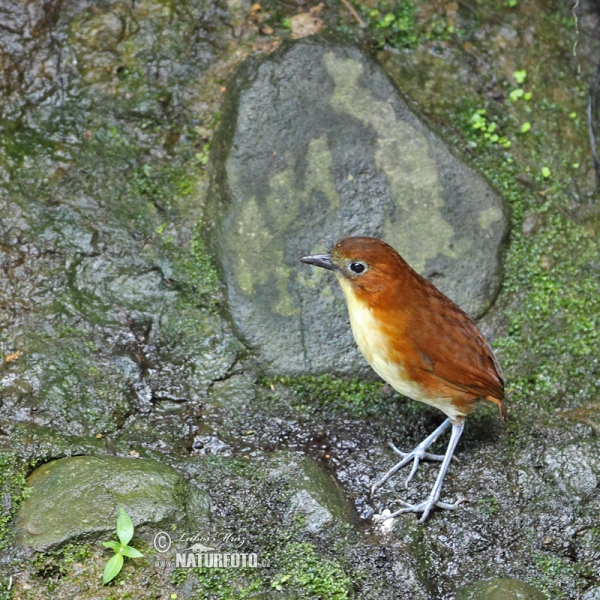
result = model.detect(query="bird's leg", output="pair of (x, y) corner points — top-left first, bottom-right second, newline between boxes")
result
(371, 418), (452, 493)
(377, 421), (466, 524)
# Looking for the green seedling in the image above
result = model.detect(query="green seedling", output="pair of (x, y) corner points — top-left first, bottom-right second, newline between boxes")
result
(542, 166), (551, 178)
(509, 88), (524, 101)
(520, 122), (531, 133)
(102, 508), (144, 584)
(513, 70), (527, 84)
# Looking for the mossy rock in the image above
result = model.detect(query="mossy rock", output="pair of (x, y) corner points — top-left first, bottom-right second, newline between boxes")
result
(16, 455), (210, 551)
(270, 452), (356, 532)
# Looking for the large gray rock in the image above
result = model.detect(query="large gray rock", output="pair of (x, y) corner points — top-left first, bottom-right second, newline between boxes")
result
(207, 35), (508, 376)
(16, 455), (210, 551)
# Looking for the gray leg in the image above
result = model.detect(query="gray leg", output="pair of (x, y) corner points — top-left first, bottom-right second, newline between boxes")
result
(375, 421), (466, 524)
(371, 418), (452, 494)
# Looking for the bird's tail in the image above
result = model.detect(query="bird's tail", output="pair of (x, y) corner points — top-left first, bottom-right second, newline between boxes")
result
(486, 396), (508, 422)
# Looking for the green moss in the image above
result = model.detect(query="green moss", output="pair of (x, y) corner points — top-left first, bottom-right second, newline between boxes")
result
(354, 0), (458, 50)
(494, 213), (600, 408)
(32, 543), (93, 583)
(476, 495), (499, 516)
(0, 453), (29, 600)
(262, 374), (393, 419)
(527, 552), (592, 599)
(181, 541), (352, 600)
(0, 452), (28, 550)
(176, 566), (264, 600)
(162, 223), (221, 302)
(271, 542), (352, 599)
(128, 161), (199, 214)
(366, 1), (418, 49)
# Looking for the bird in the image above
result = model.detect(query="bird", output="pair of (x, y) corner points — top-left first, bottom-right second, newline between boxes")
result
(299, 236), (506, 523)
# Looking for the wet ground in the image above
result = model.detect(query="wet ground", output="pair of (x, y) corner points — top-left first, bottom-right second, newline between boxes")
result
(2, 0), (600, 599)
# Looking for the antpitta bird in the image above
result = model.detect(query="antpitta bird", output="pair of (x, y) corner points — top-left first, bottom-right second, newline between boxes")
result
(300, 237), (506, 523)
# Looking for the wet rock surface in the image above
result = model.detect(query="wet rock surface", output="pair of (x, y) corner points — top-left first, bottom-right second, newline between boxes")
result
(457, 577), (548, 600)
(207, 36), (508, 376)
(16, 455), (210, 551)
(2, 0), (600, 599)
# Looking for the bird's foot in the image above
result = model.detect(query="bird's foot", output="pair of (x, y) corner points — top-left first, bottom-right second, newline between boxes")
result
(371, 440), (446, 494)
(374, 496), (468, 525)
(371, 419), (453, 494)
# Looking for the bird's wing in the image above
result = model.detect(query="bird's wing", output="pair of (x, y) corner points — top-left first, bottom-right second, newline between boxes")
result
(407, 283), (505, 401)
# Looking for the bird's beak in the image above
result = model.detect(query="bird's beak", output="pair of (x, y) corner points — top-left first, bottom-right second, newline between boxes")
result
(299, 253), (337, 271)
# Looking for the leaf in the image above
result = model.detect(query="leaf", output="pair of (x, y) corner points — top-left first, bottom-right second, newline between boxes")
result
(102, 541), (121, 551)
(116, 508), (134, 546)
(509, 88), (524, 101)
(121, 545), (144, 559)
(520, 122), (531, 133)
(513, 69), (527, 84)
(542, 166), (551, 178)
(103, 552), (124, 584)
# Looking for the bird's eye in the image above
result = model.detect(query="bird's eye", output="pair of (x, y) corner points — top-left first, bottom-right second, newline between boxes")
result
(349, 262), (365, 274)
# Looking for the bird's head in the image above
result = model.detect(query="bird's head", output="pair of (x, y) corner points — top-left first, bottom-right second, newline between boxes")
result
(300, 237), (407, 300)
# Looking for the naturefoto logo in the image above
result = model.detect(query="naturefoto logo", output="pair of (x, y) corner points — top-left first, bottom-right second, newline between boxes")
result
(153, 531), (267, 568)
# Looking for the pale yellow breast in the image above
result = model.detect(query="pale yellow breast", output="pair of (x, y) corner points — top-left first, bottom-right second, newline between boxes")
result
(338, 278), (423, 400)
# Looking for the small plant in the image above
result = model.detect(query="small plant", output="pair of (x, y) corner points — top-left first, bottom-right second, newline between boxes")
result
(509, 88), (524, 101)
(102, 508), (144, 584)
(469, 109), (511, 148)
(513, 69), (527, 84)
(520, 122), (531, 133)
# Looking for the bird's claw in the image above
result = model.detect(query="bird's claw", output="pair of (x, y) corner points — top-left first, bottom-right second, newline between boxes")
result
(374, 496), (468, 525)
(370, 440), (448, 495)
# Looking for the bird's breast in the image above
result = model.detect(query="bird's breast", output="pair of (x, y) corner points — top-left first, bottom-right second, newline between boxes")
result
(339, 280), (425, 401)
